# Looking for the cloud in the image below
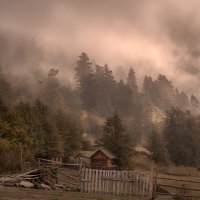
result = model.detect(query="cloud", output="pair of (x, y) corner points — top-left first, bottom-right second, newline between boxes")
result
(1, 0), (200, 95)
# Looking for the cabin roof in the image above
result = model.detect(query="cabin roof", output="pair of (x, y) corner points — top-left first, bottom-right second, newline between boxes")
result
(134, 146), (151, 155)
(77, 151), (94, 158)
(91, 148), (117, 159)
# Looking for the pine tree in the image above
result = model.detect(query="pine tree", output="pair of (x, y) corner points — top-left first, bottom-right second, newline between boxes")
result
(127, 67), (138, 93)
(75, 52), (93, 87)
(0, 96), (7, 119)
(112, 80), (133, 115)
(143, 75), (154, 100)
(164, 107), (200, 166)
(191, 94), (199, 108)
(75, 52), (95, 110)
(148, 129), (168, 164)
(99, 112), (133, 168)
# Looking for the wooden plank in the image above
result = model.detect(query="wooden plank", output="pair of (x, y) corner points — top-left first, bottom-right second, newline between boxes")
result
(110, 170), (114, 195)
(146, 174), (149, 197)
(80, 168), (84, 192)
(91, 169), (95, 193)
(99, 170), (102, 194)
(105, 170), (108, 194)
(108, 170), (111, 195)
(94, 169), (98, 193)
(88, 168), (91, 193)
(129, 172), (133, 196)
(158, 176), (200, 184)
(104, 169), (107, 194)
(142, 173), (145, 197)
(138, 173), (141, 196)
(84, 168), (88, 193)
(102, 169), (105, 193)
(107, 170), (110, 194)
(113, 171), (117, 195)
(116, 171), (120, 195)
(121, 171), (125, 195)
(136, 172), (139, 196)
(124, 171), (128, 195)
(148, 167), (154, 200)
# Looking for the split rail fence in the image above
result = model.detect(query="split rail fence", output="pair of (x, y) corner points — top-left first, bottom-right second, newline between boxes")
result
(156, 174), (200, 199)
(80, 168), (154, 198)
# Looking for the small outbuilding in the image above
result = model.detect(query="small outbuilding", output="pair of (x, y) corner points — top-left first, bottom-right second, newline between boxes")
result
(75, 151), (94, 167)
(75, 148), (117, 169)
(90, 148), (117, 169)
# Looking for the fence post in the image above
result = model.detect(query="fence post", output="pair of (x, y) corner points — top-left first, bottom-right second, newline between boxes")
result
(148, 167), (154, 200)
(80, 167), (84, 192)
(153, 169), (158, 200)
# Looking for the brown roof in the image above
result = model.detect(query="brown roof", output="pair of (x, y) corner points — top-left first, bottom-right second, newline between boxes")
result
(76, 151), (94, 158)
(134, 147), (151, 155)
(91, 148), (117, 159)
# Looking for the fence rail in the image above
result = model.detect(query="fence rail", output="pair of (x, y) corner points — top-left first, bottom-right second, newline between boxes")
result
(80, 168), (153, 198)
(156, 174), (200, 199)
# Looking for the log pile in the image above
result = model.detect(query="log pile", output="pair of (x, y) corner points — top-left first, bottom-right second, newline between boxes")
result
(0, 167), (77, 191)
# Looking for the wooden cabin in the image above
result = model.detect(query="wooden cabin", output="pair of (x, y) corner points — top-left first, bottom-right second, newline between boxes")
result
(90, 148), (117, 169)
(75, 151), (94, 167)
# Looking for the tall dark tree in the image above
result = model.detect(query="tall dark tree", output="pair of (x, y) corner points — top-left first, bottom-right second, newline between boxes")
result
(175, 89), (189, 109)
(143, 75), (155, 101)
(164, 107), (200, 166)
(75, 52), (95, 110)
(99, 112), (133, 168)
(148, 129), (168, 164)
(54, 111), (81, 160)
(127, 67), (138, 94)
(92, 64), (115, 115)
(103, 64), (116, 108)
(0, 96), (7, 119)
(191, 94), (199, 108)
(112, 80), (133, 115)
(0, 67), (12, 102)
(75, 52), (93, 86)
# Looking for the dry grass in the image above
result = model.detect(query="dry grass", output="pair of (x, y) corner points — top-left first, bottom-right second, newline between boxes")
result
(0, 187), (143, 200)
(155, 166), (200, 200)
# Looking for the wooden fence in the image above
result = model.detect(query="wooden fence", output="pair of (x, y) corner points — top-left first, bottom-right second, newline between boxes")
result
(80, 168), (154, 198)
(156, 174), (200, 199)
(37, 158), (80, 190)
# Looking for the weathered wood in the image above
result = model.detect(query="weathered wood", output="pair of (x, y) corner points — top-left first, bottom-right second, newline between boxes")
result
(17, 169), (39, 178)
(148, 167), (154, 200)
(80, 168), (151, 198)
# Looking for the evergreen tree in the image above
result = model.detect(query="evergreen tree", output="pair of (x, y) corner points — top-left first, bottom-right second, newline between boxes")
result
(175, 89), (189, 109)
(143, 75), (155, 101)
(112, 80), (133, 115)
(148, 129), (168, 164)
(191, 94), (199, 108)
(0, 96), (7, 119)
(127, 67), (138, 94)
(75, 52), (95, 110)
(99, 112), (133, 168)
(164, 107), (200, 166)
(75, 52), (93, 86)
(54, 111), (81, 160)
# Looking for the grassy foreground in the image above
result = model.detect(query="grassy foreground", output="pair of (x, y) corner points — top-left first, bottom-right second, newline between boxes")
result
(0, 187), (143, 200)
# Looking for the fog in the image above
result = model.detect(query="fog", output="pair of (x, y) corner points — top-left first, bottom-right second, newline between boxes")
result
(0, 0), (200, 95)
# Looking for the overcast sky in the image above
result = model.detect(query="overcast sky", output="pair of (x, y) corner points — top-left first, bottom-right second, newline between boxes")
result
(1, 0), (200, 94)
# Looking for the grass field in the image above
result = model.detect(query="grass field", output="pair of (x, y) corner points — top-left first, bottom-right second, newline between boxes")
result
(0, 187), (144, 200)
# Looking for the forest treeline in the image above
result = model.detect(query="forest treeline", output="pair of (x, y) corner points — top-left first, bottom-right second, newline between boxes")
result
(0, 50), (200, 172)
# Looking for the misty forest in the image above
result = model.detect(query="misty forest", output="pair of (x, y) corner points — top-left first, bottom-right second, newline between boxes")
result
(0, 29), (200, 172)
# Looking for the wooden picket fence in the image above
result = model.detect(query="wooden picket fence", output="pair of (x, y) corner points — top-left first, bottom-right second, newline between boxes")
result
(80, 168), (154, 198)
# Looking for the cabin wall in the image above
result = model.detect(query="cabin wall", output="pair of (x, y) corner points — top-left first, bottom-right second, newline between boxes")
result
(90, 151), (112, 168)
